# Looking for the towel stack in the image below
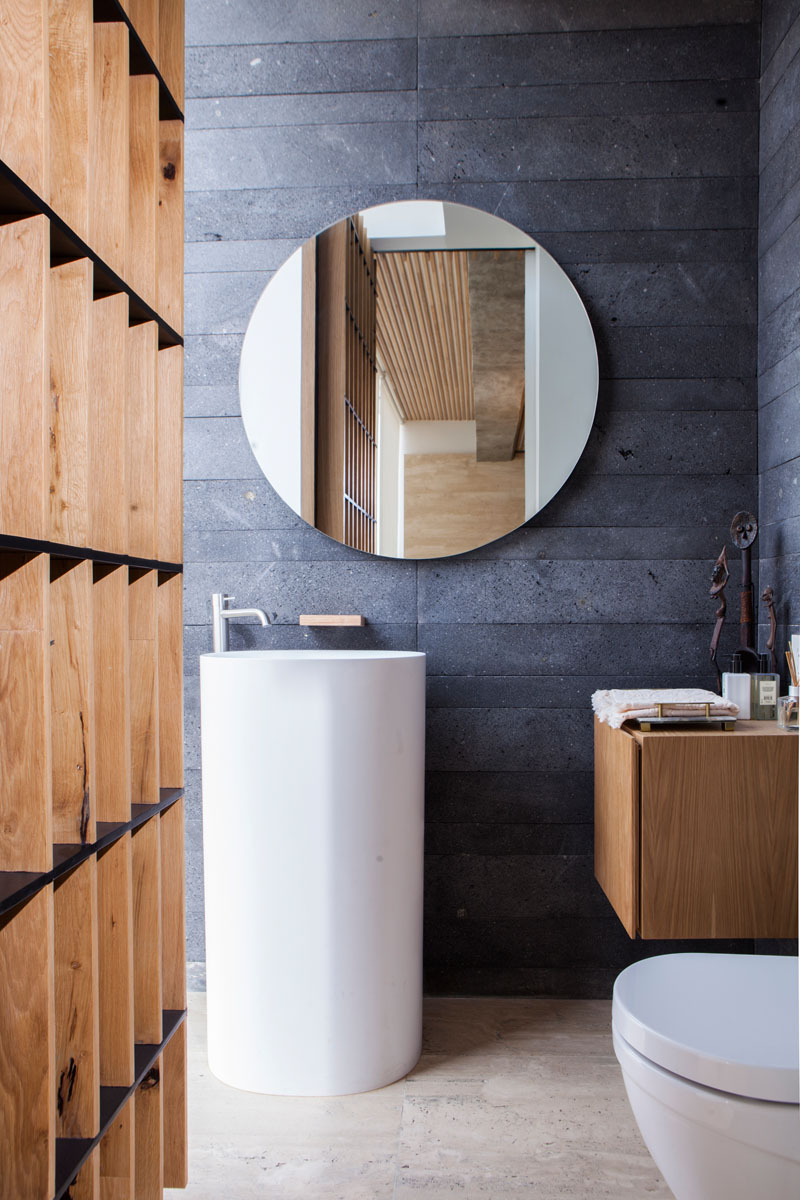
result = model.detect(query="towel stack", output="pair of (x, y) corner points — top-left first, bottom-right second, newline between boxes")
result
(591, 688), (739, 730)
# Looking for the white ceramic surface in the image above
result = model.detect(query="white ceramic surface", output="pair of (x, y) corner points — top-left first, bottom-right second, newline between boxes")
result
(200, 649), (426, 1096)
(612, 954), (800, 1200)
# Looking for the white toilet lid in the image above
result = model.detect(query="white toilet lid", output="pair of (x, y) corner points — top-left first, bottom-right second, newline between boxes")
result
(612, 954), (799, 1103)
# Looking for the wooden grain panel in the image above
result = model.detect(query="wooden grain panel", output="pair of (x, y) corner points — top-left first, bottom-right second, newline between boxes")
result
(156, 346), (183, 564)
(315, 220), (347, 542)
(0, 553), (52, 872)
(90, 292), (128, 555)
(157, 121), (184, 334)
(640, 730), (799, 939)
(129, 569), (159, 808)
(129, 75), (159, 310)
(160, 799), (185, 1009)
(49, 0), (92, 238)
(51, 558), (96, 844)
(158, 0), (184, 106)
(593, 717), (639, 938)
(72, 1148), (100, 1199)
(97, 835), (135, 1086)
(49, 258), (91, 545)
(134, 1060), (163, 1199)
(93, 565), (131, 823)
(126, 322), (158, 560)
(156, 573), (183, 788)
(403, 452), (525, 559)
(100, 1097), (134, 1200)
(127, 0), (158, 63)
(0, 888), (55, 1200)
(54, 857), (100, 1138)
(132, 817), (162, 1044)
(0, 216), (49, 540)
(0, 0), (49, 199)
(161, 1022), (187, 1188)
(92, 23), (129, 279)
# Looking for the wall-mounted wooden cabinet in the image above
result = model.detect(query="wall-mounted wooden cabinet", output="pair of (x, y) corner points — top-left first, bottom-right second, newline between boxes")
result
(0, 1), (185, 1196)
(594, 717), (798, 940)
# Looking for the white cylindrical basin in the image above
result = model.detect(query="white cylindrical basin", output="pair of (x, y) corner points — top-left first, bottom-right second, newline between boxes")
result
(200, 649), (426, 1095)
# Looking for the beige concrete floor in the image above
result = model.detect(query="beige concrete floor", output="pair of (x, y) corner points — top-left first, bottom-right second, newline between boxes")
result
(166, 992), (671, 1198)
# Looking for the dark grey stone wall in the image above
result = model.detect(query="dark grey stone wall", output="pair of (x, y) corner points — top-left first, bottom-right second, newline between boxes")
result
(759, 0), (800, 659)
(183, 1), (773, 993)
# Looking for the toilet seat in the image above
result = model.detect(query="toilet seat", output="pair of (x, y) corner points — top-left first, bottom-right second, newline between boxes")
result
(612, 953), (799, 1104)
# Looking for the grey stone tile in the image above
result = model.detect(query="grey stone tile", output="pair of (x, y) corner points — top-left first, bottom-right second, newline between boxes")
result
(568, 261), (755, 327)
(184, 333), (242, 386)
(758, 211), (800, 318)
(418, 26), (759, 88)
(539, 472), (757, 528)
(599, 323), (756, 379)
(425, 673), (697, 710)
(758, 117), (800, 226)
(184, 270), (268, 335)
(417, 559), (718, 625)
(419, 79), (757, 122)
(423, 176), (758, 233)
(425, 822), (593, 856)
(759, 456), (800, 524)
(416, 622), (733, 679)
(185, 184), (419, 242)
(418, 114), (756, 185)
(599, 377), (755, 411)
(184, 527), (363, 564)
(757, 282), (800, 372)
(758, 552), (800, 608)
(464, 522), (736, 562)
(184, 384), (240, 418)
(759, 37), (800, 170)
(758, 168), (800, 256)
(758, 383), (800, 472)
(183, 621), (418, 673)
(419, 0), (758, 37)
(541, 228), (756, 265)
(183, 477), (304, 531)
(581, 410), (756, 475)
(758, 344), (800, 408)
(187, 90), (417, 129)
(759, 514), (800, 560)
(761, 0), (800, 79)
(424, 770), (593, 825)
(184, 238), (300, 273)
(184, 677), (201, 770)
(183, 559), (417, 625)
(186, 122), (417, 191)
(186, 0), (418, 46)
(184, 415), (260, 480)
(186, 39), (416, 99)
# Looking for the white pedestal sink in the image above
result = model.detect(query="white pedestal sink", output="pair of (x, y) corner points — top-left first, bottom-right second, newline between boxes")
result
(200, 649), (426, 1096)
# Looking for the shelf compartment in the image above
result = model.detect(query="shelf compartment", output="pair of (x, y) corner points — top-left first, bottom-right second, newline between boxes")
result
(135, 1054), (164, 1196)
(131, 813), (163, 1045)
(127, 322), (158, 561)
(94, 0), (182, 122)
(156, 572), (183, 788)
(91, 22), (129, 281)
(161, 1019), (187, 1187)
(0, 215), (49, 540)
(97, 834), (135, 1088)
(0, 886), (56, 1200)
(49, 259), (92, 545)
(49, 0), (92, 241)
(66, 1147), (99, 1199)
(0, 0), (49, 201)
(123, 0), (158, 70)
(157, 347), (183, 565)
(54, 857), (100, 1140)
(129, 569), (159, 808)
(157, 120), (183, 334)
(90, 291), (129, 556)
(92, 564), (131, 823)
(57, 1009), (185, 1200)
(158, 0), (184, 113)
(50, 558), (96, 845)
(0, 552), (52, 873)
(159, 797), (185, 1011)
(129, 73), (159, 310)
(98, 1098), (133, 1200)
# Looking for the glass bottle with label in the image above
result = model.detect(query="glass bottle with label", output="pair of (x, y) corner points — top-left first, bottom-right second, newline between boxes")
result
(751, 653), (780, 720)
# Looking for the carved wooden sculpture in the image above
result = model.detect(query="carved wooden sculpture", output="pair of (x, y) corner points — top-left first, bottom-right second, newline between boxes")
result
(730, 511), (761, 670)
(709, 545), (729, 689)
(762, 585), (778, 673)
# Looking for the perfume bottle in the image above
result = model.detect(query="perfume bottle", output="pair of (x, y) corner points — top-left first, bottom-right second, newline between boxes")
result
(751, 653), (779, 721)
(721, 652), (751, 719)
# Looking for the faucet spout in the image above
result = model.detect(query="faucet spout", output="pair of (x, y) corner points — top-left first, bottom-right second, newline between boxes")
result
(212, 593), (271, 652)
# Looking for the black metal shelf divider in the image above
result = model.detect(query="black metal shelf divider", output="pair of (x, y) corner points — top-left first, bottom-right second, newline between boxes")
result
(0, 533), (183, 574)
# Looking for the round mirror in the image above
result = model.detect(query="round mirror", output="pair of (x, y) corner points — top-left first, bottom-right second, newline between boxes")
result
(240, 200), (598, 559)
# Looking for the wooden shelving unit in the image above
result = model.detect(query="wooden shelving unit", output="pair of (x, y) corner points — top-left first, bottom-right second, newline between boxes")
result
(0, 1), (186, 1196)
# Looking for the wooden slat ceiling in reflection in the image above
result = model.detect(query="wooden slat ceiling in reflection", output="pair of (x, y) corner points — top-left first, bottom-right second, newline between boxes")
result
(374, 251), (473, 422)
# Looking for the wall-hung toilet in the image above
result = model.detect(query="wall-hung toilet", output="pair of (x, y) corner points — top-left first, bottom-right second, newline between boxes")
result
(613, 954), (799, 1200)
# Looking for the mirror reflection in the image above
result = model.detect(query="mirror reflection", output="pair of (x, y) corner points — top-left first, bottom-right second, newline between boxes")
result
(240, 201), (599, 559)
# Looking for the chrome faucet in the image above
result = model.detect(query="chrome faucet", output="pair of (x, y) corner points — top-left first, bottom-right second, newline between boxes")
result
(211, 593), (271, 652)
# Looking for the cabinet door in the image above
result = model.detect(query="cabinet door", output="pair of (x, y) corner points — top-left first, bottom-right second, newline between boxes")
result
(640, 733), (798, 939)
(594, 718), (640, 937)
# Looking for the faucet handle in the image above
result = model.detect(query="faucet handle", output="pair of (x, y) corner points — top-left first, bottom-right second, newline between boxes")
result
(224, 594), (234, 605)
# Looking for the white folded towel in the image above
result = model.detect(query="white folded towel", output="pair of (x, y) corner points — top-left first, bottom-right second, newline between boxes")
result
(591, 688), (739, 729)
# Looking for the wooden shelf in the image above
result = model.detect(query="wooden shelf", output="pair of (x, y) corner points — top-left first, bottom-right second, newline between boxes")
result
(0, 790), (183, 919)
(54, 1007), (186, 1200)
(0, 534), (182, 573)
